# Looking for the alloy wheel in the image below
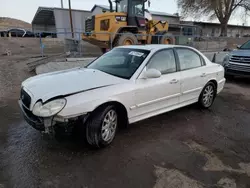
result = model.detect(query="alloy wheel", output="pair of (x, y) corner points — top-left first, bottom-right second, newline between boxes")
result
(101, 109), (117, 142)
(202, 85), (214, 107)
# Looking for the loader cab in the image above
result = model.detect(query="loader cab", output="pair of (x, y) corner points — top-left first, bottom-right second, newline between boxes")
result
(114, 0), (146, 28)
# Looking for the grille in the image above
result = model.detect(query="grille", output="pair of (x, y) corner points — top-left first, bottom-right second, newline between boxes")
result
(20, 88), (31, 109)
(226, 69), (250, 76)
(228, 63), (250, 73)
(85, 16), (95, 33)
(230, 55), (250, 64)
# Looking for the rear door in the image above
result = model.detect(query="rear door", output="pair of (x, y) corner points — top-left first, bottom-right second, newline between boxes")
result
(175, 48), (207, 103)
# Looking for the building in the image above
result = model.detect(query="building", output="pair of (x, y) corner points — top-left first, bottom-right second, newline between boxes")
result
(182, 21), (250, 37)
(91, 4), (180, 24)
(32, 7), (91, 39)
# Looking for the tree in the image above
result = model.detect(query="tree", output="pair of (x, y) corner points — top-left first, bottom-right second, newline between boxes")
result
(177, 0), (250, 36)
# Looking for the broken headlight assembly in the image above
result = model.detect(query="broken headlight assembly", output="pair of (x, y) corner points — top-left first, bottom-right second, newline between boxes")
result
(32, 98), (66, 117)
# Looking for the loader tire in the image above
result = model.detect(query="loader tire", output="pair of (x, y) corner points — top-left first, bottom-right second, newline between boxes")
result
(152, 32), (175, 45)
(114, 32), (138, 47)
(160, 33), (175, 44)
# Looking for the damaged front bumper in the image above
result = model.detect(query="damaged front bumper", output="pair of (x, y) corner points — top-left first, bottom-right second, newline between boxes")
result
(18, 100), (88, 135)
(18, 100), (45, 131)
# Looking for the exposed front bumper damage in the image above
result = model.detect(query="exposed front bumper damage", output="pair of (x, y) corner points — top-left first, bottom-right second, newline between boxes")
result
(18, 100), (88, 135)
(18, 100), (45, 131)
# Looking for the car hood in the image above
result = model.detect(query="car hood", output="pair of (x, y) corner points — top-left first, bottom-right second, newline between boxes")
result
(230, 49), (250, 57)
(22, 68), (126, 102)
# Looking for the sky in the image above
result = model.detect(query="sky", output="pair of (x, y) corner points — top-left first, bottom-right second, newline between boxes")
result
(0, 0), (248, 25)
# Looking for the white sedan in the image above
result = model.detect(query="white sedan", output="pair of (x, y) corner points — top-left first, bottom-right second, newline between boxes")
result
(19, 45), (226, 148)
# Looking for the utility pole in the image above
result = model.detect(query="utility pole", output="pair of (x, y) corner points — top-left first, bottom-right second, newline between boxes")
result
(68, 0), (74, 38)
(61, 0), (64, 8)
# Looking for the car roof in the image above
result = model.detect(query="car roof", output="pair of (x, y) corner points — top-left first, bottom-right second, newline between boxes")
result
(116, 44), (194, 51)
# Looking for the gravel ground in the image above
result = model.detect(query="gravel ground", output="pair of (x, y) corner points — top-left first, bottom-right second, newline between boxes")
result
(1, 56), (250, 188)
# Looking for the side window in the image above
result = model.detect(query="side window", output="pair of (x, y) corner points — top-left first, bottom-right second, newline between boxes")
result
(147, 49), (176, 74)
(176, 48), (202, 70)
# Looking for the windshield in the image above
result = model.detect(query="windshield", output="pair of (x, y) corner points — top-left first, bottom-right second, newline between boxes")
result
(240, 40), (250, 49)
(117, 0), (128, 12)
(87, 48), (150, 79)
(132, 0), (144, 16)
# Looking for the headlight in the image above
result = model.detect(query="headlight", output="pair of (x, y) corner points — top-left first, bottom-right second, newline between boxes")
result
(115, 16), (127, 22)
(222, 54), (231, 67)
(32, 98), (66, 117)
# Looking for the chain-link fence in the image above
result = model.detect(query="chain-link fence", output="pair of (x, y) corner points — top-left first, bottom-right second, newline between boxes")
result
(0, 30), (249, 57)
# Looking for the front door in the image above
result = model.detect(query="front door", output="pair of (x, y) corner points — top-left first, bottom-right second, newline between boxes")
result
(131, 49), (181, 121)
(174, 48), (207, 103)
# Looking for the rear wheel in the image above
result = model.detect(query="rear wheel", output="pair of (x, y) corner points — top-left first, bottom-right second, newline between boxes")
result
(160, 33), (175, 44)
(86, 105), (118, 148)
(199, 82), (216, 108)
(114, 32), (138, 47)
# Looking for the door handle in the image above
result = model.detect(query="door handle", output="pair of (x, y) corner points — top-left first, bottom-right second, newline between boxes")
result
(170, 79), (179, 84)
(200, 73), (206, 77)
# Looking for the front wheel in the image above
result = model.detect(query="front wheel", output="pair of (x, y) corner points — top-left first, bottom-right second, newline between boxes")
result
(114, 32), (138, 47)
(160, 34), (175, 44)
(199, 82), (216, 108)
(86, 105), (118, 148)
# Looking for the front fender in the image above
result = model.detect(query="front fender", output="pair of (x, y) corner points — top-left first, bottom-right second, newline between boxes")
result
(57, 82), (135, 119)
(57, 97), (129, 119)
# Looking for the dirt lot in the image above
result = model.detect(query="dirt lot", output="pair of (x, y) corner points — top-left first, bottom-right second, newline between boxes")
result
(1, 56), (250, 188)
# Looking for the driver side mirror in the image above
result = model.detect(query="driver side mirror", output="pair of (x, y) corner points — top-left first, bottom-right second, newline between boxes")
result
(237, 45), (241, 49)
(141, 69), (161, 79)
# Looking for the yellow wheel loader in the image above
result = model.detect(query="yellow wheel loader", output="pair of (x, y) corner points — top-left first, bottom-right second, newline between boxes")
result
(82, 0), (175, 53)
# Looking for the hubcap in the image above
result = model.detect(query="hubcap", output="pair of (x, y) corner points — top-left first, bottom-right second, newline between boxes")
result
(124, 39), (133, 45)
(101, 110), (117, 142)
(164, 38), (170, 44)
(203, 85), (214, 107)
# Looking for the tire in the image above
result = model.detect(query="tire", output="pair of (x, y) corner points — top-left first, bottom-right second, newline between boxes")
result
(114, 32), (138, 47)
(199, 82), (216, 109)
(86, 105), (118, 148)
(152, 32), (175, 44)
(160, 33), (175, 44)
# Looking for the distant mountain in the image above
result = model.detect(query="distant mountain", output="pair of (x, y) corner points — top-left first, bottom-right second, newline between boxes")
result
(0, 17), (31, 30)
